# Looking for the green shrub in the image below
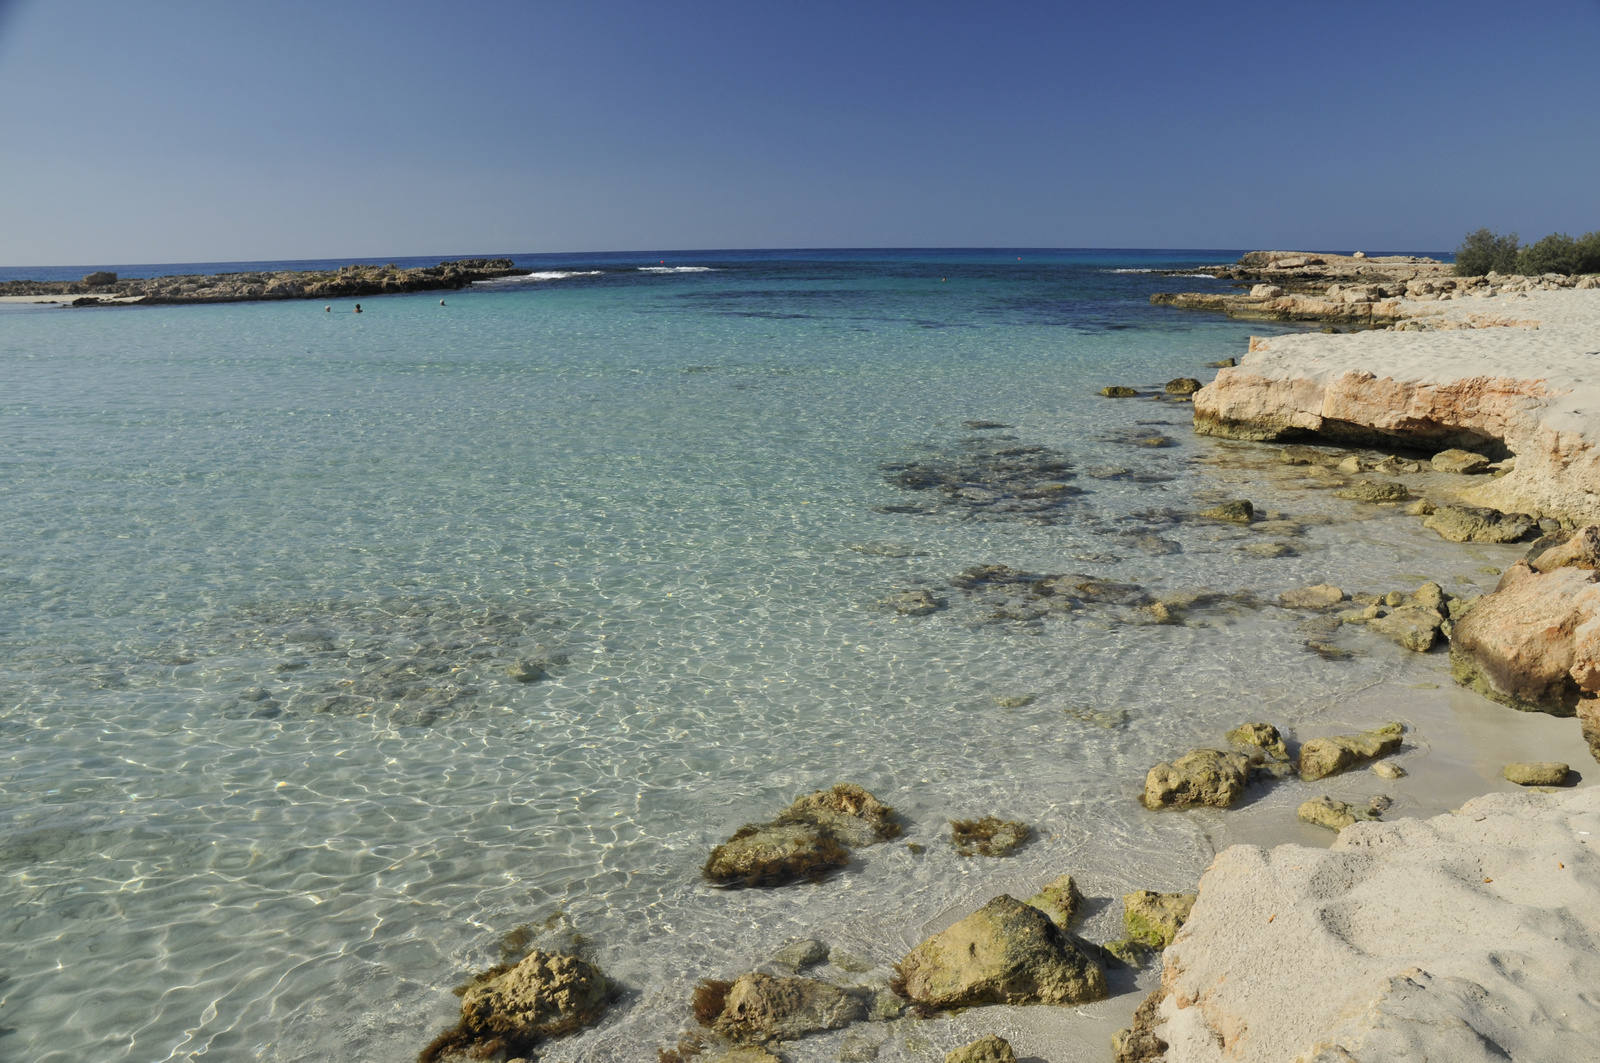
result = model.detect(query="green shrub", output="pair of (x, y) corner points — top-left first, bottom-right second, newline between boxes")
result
(1576, 231), (1600, 275)
(1453, 228), (1519, 276)
(1516, 233), (1580, 276)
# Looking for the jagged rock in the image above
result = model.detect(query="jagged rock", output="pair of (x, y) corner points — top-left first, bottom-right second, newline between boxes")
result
(1298, 795), (1372, 832)
(1449, 559), (1600, 714)
(1298, 723), (1404, 781)
(711, 972), (865, 1044)
(1165, 378), (1202, 395)
(950, 816), (1032, 857)
(883, 589), (944, 616)
(1334, 479), (1409, 503)
(944, 1034), (1016, 1063)
(1122, 891), (1195, 948)
(1225, 722), (1290, 762)
(896, 895), (1107, 1010)
(1367, 604), (1444, 652)
(703, 823), (850, 888)
(1200, 499), (1254, 523)
(1025, 874), (1083, 929)
(1112, 988), (1170, 1063)
(421, 950), (613, 1062)
(1279, 584), (1346, 609)
(778, 783), (901, 846)
(773, 939), (830, 971)
(1431, 448), (1492, 474)
(1406, 499), (1438, 516)
(1101, 386), (1139, 398)
(1143, 748), (1252, 808)
(1530, 523), (1600, 572)
(1424, 504), (1536, 543)
(1503, 761), (1569, 786)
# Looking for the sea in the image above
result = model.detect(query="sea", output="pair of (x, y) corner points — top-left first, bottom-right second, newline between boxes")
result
(0, 249), (1533, 1063)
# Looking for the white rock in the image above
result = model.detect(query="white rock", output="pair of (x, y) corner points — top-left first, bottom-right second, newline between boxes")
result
(1153, 787), (1600, 1062)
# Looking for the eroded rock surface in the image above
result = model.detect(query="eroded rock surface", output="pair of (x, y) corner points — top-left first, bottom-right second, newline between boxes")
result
(1143, 749), (1252, 808)
(1149, 788), (1600, 1062)
(1297, 723), (1403, 781)
(711, 972), (865, 1044)
(420, 950), (613, 1062)
(702, 823), (850, 888)
(896, 895), (1107, 1010)
(945, 1034), (1016, 1063)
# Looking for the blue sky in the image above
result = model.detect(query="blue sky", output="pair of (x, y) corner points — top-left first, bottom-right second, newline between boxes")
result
(2, 0), (1597, 264)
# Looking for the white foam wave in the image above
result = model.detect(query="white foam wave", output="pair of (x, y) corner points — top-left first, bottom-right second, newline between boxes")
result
(476, 270), (603, 284)
(1109, 268), (1158, 273)
(638, 266), (717, 273)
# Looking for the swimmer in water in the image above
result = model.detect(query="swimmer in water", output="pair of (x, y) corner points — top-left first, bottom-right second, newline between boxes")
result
(354, 304), (362, 313)
(325, 306), (331, 312)
(439, 299), (445, 306)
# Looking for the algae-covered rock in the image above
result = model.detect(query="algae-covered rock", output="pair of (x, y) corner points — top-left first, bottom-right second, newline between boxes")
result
(711, 972), (865, 1044)
(1298, 723), (1404, 781)
(1143, 748), (1252, 808)
(1279, 445), (1340, 466)
(1504, 761), (1569, 786)
(896, 895), (1107, 1010)
(1367, 604), (1444, 652)
(505, 659), (548, 683)
(1406, 499), (1438, 516)
(1100, 386), (1139, 398)
(1200, 499), (1254, 523)
(883, 589), (944, 616)
(1025, 874), (1083, 929)
(1431, 449), (1492, 474)
(1112, 988), (1170, 1063)
(703, 823), (850, 888)
(950, 816), (1032, 857)
(1298, 795), (1367, 832)
(778, 782), (901, 846)
(1424, 505), (1536, 543)
(1165, 377), (1202, 396)
(1279, 584), (1346, 609)
(945, 1034), (1016, 1063)
(420, 950), (614, 1062)
(1100, 937), (1156, 969)
(1226, 722), (1290, 762)
(1335, 479), (1410, 503)
(1122, 890), (1195, 948)
(1372, 761), (1407, 780)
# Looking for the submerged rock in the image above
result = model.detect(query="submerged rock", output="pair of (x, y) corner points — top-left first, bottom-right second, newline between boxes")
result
(772, 938), (830, 971)
(1279, 584), (1346, 609)
(1025, 874), (1083, 929)
(1100, 386), (1139, 398)
(419, 950), (613, 1063)
(880, 437), (1081, 524)
(950, 816), (1032, 857)
(711, 972), (866, 1044)
(1503, 761), (1569, 786)
(1165, 377), (1202, 396)
(703, 823), (850, 888)
(1225, 722), (1290, 762)
(1424, 504), (1537, 543)
(1373, 760), (1407, 779)
(1298, 795), (1373, 832)
(1121, 890), (1196, 948)
(1143, 748), (1252, 808)
(883, 589), (945, 616)
(1298, 722), (1404, 781)
(1335, 479), (1410, 503)
(1279, 444), (1341, 467)
(1200, 499), (1254, 523)
(895, 895), (1107, 1010)
(945, 1034), (1016, 1063)
(505, 659), (548, 683)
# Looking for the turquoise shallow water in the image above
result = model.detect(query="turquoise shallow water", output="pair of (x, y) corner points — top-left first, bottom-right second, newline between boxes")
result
(0, 253), (1527, 1062)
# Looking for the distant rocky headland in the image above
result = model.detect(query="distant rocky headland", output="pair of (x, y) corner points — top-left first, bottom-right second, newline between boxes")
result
(0, 258), (526, 306)
(1153, 250), (1600, 329)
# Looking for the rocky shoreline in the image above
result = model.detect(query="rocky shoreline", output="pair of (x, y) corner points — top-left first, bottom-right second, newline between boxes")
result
(0, 258), (526, 305)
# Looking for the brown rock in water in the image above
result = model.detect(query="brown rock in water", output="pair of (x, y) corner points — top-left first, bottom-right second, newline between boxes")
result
(1143, 748), (1252, 808)
(778, 782), (900, 846)
(1335, 479), (1410, 503)
(1531, 523), (1600, 572)
(1503, 761), (1569, 786)
(1121, 890), (1196, 947)
(1111, 988), (1170, 1063)
(950, 816), (1032, 857)
(895, 895), (1107, 1010)
(1298, 795), (1367, 831)
(945, 1034), (1016, 1063)
(710, 972), (865, 1044)
(702, 823), (850, 888)
(1200, 499), (1254, 523)
(1367, 604), (1444, 652)
(883, 589), (944, 615)
(1165, 377), (1202, 395)
(1279, 584), (1346, 609)
(1425, 504), (1536, 543)
(1449, 560), (1600, 714)
(1298, 723), (1404, 781)
(1226, 721), (1290, 762)
(419, 950), (613, 1063)
(1025, 874), (1083, 929)
(1100, 386), (1139, 398)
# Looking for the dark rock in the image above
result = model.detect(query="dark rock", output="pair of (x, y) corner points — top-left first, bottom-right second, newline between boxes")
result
(1424, 505), (1536, 543)
(418, 950), (613, 1063)
(950, 816), (1032, 857)
(702, 823), (850, 888)
(710, 972), (865, 1043)
(1200, 499), (1254, 523)
(883, 589), (944, 616)
(1101, 386), (1140, 398)
(82, 271), (117, 285)
(1165, 377), (1202, 395)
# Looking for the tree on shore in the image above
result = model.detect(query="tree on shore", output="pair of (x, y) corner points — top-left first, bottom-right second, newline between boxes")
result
(1455, 228), (1600, 276)
(1453, 229), (1519, 276)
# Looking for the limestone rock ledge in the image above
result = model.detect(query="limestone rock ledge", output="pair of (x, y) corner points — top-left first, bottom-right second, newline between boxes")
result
(1148, 787), (1600, 1063)
(1192, 289), (1600, 522)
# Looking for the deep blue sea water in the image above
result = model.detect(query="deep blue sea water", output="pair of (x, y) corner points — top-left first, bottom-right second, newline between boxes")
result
(0, 250), (1509, 1063)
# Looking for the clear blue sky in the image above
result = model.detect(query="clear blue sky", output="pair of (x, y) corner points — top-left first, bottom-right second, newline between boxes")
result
(2, 0), (1597, 265)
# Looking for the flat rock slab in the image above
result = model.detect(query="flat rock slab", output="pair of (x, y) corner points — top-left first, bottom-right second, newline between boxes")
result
(1152, 787), (1600, 1062)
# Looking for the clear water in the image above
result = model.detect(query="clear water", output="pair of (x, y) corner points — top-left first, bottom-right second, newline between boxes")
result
(0, 251), (1528, 1063)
